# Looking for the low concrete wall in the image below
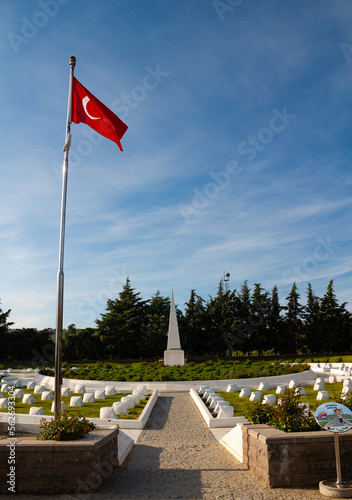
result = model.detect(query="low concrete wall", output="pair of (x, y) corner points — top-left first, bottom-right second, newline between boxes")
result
(240, 423), (352, 488)
(25, 369), (317, 393)
(0, 428), (119, 495)
(219, 425), (244, 461)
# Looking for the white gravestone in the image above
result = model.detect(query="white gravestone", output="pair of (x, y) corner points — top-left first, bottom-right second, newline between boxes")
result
(29, 407), (45, 415)
(41, 391), (54, 401)
(295, 387), (306, 396)
(70, 396), (84, 407)
(137, 385), (149, 396)
(113, 401), (128, 414)
(105, 386), (116, 396)
(258, 381), (270, 391)
(276, 385), (286, 394)
(34, 385), (45, 394)
(209, 397), (223, 410)
(74, 384), (86, 394)
(239, 388), (251, 398)
(121, 396), (135, 409)
(51, 401), (66, 413)
(249, 392), (262, 402)
(100, 407), (117, 419)
(95, 389), (106, 400)
(198, 386), (210, 395)
(263, 394), (276, 405)
(83, 393), (96, 403)
(22, 394), (36, 404)
(317, 390), (330, 401)
(217, 406), (234, 418)
(341, 386), (352, 397)
(226, 384), (239, 392)
(213, 401), (230, 414)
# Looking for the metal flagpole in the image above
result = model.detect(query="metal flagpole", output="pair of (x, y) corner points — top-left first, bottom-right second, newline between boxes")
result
(54, 56), (76, 419)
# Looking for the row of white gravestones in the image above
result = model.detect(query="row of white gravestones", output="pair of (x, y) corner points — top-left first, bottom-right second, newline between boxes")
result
(197, 386), (234, 418)
(224, 377), (352, 405)
(100, 386), (149, 419)
(316, 362), (352, 373)
(0, 368), (40, 375)
(0, 383), (149, 417)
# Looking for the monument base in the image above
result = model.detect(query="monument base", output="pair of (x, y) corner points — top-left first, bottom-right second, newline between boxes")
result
(164, 349), (185, 366)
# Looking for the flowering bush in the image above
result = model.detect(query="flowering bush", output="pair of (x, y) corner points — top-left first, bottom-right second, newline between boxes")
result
(332, 393), (352, 411)
(245, 387), (320, 432)
(38, 413), (96, 441)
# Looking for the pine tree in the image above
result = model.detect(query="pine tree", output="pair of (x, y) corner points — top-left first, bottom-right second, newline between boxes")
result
(63, 325), (102, 361)
(96, 278), (148, 359)
(232, 281), (252, 354)
(181, 290), (207, 356)
(320, 280), (352, 352)
(301, 283), (321, 353)
(142, 291), (170, 358)
(249, 283), (270, 355)
(267, 285), (284, 355)
(0, 301), (13, 360)
(283, 283), (303, 354)
(205, 281), (237, 356)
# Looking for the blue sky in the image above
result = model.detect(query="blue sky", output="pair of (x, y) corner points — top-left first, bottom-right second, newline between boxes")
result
(1, 0), (352, 329)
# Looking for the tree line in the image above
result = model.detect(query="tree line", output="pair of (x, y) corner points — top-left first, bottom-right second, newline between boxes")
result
(0, 278), (351, 362)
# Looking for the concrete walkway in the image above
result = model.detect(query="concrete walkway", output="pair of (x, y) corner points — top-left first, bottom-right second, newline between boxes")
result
(0, 393), (324, 499)
(101, 393), (322, 499)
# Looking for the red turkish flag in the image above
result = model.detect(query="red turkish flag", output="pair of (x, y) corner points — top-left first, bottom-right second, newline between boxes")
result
(71, 77), (128, 151)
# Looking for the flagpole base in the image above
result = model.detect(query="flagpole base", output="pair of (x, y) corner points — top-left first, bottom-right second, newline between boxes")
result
(319, 480), (352, 498)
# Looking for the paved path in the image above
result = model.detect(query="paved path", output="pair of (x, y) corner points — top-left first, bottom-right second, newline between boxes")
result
(98, 393), (322, 499)
(1, 393), (323, 499)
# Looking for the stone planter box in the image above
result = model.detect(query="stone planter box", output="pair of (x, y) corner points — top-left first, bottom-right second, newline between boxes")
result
(0, 389), (158, 432)
(238, 423), (352, 488)
(0, 427), (119, 495)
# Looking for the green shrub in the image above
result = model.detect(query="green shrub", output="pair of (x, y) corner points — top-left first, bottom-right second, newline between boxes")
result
(245, 387), (320, 432)
(244, 400), (274, 424)
(38, 413), (96, 441)
(332, 393), (352, 412)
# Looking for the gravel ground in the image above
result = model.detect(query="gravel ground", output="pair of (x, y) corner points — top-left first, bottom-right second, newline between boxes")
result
(0, 393), (323, 499)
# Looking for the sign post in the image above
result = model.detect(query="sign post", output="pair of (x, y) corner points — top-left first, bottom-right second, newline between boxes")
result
(315, 402), (352, 497)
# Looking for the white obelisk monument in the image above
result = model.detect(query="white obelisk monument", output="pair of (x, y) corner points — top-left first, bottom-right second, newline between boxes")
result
(164, 290), (185, 366)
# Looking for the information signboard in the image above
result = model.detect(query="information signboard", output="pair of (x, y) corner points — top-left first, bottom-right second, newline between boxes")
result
(315, 402), (352, 433)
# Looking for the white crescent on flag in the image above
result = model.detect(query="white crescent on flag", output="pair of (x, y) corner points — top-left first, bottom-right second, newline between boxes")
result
(82, 96), (100, 120)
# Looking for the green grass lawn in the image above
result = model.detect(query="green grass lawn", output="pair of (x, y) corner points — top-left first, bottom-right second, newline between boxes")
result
(217, 382), (345, 417)
(6, 388), (150, 419)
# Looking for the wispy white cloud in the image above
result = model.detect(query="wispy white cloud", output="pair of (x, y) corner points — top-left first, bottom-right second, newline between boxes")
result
(1, 0), (352, 328)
